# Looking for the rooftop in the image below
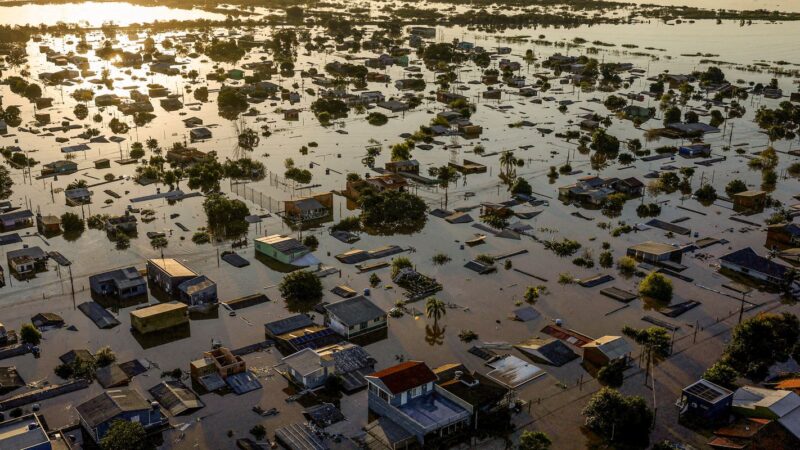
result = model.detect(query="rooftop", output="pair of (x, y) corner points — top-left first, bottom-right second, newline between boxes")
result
(397, 390), (470, 431)
(147, 258), (197, 278)
(76, 388), (152, 428)
(368, 361), (437, 395)
(324, 295), (385, 327)
(130, 302), (187, 319)
(0, 414), (50, 450)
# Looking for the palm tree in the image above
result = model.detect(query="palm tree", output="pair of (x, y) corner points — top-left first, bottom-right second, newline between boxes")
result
(146, 138), (160, 155)
(428, 165), (460, 209)
(425, 297), (446, 326)
(499, 150), (523, 181)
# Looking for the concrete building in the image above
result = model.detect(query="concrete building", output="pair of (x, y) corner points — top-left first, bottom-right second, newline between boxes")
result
(626, 241), (683, 264)
(130, 302), (188, 334)
(146, 258), (198, 296)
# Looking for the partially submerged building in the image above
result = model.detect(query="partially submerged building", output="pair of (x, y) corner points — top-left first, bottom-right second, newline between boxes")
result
(89, 267), (147, 300)
(324, 295), (387, 340)
(130, 302), (188, 334)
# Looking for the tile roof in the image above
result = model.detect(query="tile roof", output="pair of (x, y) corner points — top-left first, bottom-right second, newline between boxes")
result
(368, 361), (437, 394)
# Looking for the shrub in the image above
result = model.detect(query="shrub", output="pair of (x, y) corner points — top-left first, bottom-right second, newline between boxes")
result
(638, 272), (673, 303)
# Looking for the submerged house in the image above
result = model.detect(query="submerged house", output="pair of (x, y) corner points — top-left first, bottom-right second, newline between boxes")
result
(89, 267), (147, 300)
(365, 361), (470, 448)
(558, 176), (615, 205)
(178, 275), (218, 308)
(7, 246), (48, 276)
(677, 379), (734, 426)
(282, 342), (375, 392)
(766, 223), (800, 250)
(76, 388), (165, 443)
(254, 234), (318, 267)
(146, 258), (198, 297)
(626, 241), (684, 264)
(582, 336), (632, 368)
(324, 295), (387, 340)
(0, 210), (34, 230)
(720, 247), (795, 287)
(283, 193), (333, 223)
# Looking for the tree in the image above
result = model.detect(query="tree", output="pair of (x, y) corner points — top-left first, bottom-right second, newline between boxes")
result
(699, 66), (726, 85)
(638, 272), (672, 303)
(237, 127), (260, 155)
(303, 235), (319, 250)
(74, 103), (89, 120)
(523, 286), (542, 305)
(129, 142), (145, 159)
(703, 361), (738, 389)
(108, 118), (129, 135)
(725, 179), (747, 197)
(591, 129), (620, 154)
(582, 388), (653, 448)
(603, 95), (627, 111)
(187, 158), (224, 193)
(428, 165), (460, 209)
(61, 212), (85, 234)
(499, 150), (523, 180)
(623, 325), (671, 385)
(723, 313), (799, 380)
(597, 358), (626, 388)
(95, 346), (117, 367)
(100, 420), (147, 450)
(193, 86), (208, 102)
(20, 323), (41, 346)
(279, 270), (323, 310)
(511, 177), (532, 197)
(663, 106), (681, 125)
(202, 193), (250, 240)
(359, 190), (427, 235)
(425, 297), (446, 325)
(249, 424), (267, 441)
(518, 430), (551, 450)
(0, 166), (13, 199)
(390, 141), (412, 162)
(694, 184), (717, 204)
(684, 110), (699, 124)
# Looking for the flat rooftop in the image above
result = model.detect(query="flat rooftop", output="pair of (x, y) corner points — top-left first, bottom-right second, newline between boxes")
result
(396, 392), (469, 431)
(131, 302), (188, 319)
(148, 258), (197, 278)
(0, 414), (49, 449)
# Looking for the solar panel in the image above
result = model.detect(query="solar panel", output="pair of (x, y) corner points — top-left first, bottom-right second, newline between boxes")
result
(686, 382), (725, 402)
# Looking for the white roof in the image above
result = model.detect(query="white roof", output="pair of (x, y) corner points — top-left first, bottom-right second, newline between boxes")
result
(733, 386), (800, 417)
(282, 348), (323, 377)
(585, 336), (632, 360)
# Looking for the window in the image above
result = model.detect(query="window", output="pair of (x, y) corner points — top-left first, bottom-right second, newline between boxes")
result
(379, 389), (389, 401)
(411, 386), (422, 398)
(359, 321), (368, 330)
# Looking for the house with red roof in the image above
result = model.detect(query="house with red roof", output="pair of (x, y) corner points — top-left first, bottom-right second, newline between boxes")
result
(364, 361), (470, 448)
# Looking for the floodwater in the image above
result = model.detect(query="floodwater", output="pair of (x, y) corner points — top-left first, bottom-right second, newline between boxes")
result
(0, 2), (224, 27)
(628, 0), (800, 13)
(0, 4), (799, 449)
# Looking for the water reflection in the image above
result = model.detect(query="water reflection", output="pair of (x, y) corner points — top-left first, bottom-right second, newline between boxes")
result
(0, 2), (224, 27)
(425, 323), (446, 346)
